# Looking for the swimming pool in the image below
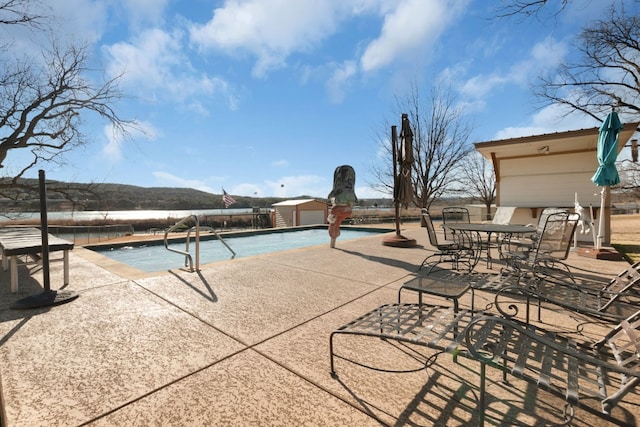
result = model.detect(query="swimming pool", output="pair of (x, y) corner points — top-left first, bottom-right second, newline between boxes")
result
(91, 227), (390, 273)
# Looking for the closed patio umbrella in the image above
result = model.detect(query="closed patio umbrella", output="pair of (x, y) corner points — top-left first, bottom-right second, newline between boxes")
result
(591, 111), (623, 249)
(383, 113), (416, 247)
(396, 113), (414, 207)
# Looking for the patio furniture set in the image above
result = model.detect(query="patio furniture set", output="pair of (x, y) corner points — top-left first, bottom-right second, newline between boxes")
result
(329, 208), (640, 426)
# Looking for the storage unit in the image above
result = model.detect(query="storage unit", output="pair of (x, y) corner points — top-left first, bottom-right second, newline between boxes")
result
(475, 123), (638, 244)
(272, 199), (329, 227)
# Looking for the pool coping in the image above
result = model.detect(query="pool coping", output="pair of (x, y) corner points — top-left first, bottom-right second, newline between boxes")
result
(79, 225), (396, 279)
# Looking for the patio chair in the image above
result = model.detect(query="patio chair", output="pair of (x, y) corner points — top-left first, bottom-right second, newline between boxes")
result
(490, 206), (516, 225)
(419, 209), (478, 273)
(501, 207), (569, 255)
(503, 211), (579, 281)
(329, 303), (640, 426)
(441, 206), (470, 242)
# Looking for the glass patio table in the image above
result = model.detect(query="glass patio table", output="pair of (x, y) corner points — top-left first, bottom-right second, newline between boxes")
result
(444, 223), (536, 269)
(399, 271), (474, 314)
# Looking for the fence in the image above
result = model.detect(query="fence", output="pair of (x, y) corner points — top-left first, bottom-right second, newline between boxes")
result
(47, 224), (134, 245)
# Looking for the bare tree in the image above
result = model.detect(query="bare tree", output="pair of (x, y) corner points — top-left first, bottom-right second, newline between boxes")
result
(0, 0), (129, 206)
(494, 0), (576, 20)
(0, 0), (45, 26)
(535, 5), (640, 121)
(370, 84), (474, 210)
(456, 152), (496, 219)
(532, 4), (640, 197)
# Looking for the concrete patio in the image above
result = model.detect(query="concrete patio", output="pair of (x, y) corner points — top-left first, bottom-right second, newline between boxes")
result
(0, 223), (638, 426)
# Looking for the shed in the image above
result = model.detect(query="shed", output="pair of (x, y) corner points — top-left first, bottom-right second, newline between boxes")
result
(272, 199), (329, 227)
(474, 123), (638, 244)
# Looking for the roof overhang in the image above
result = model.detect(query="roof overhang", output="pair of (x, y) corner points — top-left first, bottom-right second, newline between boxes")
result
(474, 122), (639, 162)
(272, 199), (324, 206)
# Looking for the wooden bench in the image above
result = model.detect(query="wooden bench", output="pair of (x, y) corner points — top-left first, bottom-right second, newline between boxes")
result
(0, 227), (74, 293)
(330, 304), (640, 425)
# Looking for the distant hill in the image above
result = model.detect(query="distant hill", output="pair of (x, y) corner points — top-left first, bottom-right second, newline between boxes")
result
(0, 178), (393, 211)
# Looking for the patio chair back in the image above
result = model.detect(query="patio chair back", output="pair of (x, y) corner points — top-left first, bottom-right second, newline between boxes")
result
(421, 209), (440, 248)
(533, 211), (579, 263)
(596, 310), (640, 412)
(600, 261), (640, 312)
(442, 207), (470, 241)
(492, 206), (516, 224)
(535, 207), (569, 233)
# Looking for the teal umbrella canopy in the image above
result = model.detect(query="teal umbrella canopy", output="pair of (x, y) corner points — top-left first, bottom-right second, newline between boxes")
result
(591, 111), (623, 187)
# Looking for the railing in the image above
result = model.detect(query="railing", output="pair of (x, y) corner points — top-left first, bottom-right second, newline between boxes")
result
(164, 215), (235, 272)
(48, 224), (134, 244)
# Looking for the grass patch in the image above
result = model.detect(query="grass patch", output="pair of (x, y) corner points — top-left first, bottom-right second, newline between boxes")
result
(612, 243), (640, 264)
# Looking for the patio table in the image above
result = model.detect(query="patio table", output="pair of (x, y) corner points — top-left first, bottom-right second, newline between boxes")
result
(399, 272), (474, 314)
(0, 227), (74, 292)
(445, 223), (535, 269)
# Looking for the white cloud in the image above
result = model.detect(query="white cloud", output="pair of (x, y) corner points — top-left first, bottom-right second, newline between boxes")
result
(264, 175), (327, 198)
(493, 103), (599, 140)
(189, 0), (467, 81)
(360, 0), (468, 72)
(119, 0), (170, 30)
(103, 121), (159, 161)
(189, 0), (344, 77)
(326, 60), (357, 103)
(271, 159), (290, 168)
(152, 171), (215, 193)
(460, 37), (568, 99)
(104, 28), (238, 111)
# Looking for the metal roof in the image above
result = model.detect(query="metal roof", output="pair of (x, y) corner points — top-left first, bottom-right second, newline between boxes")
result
(474, 123), (638, 160)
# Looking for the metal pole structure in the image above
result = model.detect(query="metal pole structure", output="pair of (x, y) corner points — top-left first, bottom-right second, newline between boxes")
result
(12, 170), (78, 309)
(391, 125), (401, 236)
(39, 169), (51, 291)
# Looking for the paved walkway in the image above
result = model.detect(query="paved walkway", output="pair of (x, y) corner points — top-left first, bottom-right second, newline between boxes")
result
(0, 224), (638, 426)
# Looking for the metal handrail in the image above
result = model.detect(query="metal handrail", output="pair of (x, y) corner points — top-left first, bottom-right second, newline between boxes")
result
(185, 225), (236, 266)
(164, 215), (235, 272)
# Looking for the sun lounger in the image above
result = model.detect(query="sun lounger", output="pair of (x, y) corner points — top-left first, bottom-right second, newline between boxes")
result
(471, 262), (640, 322)
(329, 303), (640, 426)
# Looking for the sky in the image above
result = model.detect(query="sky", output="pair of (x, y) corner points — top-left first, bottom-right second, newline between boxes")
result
(3, 0), (632, 200)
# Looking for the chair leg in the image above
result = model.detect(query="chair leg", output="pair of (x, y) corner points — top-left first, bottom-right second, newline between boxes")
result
(479, 362), (486, 427)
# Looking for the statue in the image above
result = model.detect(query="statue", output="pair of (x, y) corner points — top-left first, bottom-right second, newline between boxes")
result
(327, 165), (357, 248)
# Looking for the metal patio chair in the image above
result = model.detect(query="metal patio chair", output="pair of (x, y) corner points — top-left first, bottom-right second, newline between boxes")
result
(503, 211), (579, 281)
(441, 206), (470, 242)
(420, 209), (478, 273)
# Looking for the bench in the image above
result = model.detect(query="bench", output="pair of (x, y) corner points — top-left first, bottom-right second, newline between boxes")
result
(0, 227), (74, 292)
(329, 304), (640, 425)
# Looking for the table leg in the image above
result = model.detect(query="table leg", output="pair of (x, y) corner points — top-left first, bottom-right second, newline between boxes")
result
(486, 232), (493, 269)
(63, 250), (69, 285)
(10, 255), (17, 293)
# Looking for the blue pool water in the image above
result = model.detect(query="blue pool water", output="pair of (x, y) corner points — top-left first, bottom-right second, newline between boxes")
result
(92, 228), (389, 272)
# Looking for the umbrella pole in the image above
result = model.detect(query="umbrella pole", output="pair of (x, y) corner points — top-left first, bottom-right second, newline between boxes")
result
(12, 170), (79, 309)
(597, 187), (606, 250)
(391, 125), (401, 236)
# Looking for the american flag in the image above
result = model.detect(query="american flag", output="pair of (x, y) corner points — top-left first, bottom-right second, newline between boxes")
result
(222, 188), (236, 208)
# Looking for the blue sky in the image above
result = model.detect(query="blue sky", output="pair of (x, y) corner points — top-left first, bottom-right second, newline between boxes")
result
(5, 0), (626, 199)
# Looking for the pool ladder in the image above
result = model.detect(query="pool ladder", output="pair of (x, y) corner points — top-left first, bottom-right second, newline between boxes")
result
(164, 215), (235, 271)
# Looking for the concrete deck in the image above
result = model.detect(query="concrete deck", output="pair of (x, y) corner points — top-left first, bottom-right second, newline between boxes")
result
(0, 224), (638, 426)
